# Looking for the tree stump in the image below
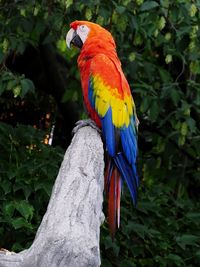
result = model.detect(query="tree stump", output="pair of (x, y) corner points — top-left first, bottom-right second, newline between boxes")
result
(0, 126), (105, 267)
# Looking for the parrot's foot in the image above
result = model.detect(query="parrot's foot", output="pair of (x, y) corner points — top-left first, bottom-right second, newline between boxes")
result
(72, 119), (101, 135)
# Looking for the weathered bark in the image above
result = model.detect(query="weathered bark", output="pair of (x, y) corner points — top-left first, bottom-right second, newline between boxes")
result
(0, 126), (104, 267)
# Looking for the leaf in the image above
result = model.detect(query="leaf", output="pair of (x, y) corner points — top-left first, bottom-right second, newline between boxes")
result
(176, 234), (200, 249)
(11, 217), (32, 230)
(170, 89), (181, 106)
(11, 242), (23, 252)
(166, 253), (184, 265)
(2, 72), (13, 81)
(34, 181), (53, 196)
(186, 118), (196, 133)
(35, 21), (46, 35)
(13, 183), (32, 199)
(3, 202), (15, 217)
(9, 36), (17, 50)
(20, 78), (35, 97)
(186, 212), (200, 221)
(149, 100), (159, 121)
(126, 222), (148, 239)
(140, 1), (159, 11)
(159, 68), (172, 83)
(137, 200), (159, 214)
(0, 180), (12, 194)
(15, 200), (34, 220)
(140, 97), (150, 113)
(6, 79), (18, 91)
(116, 6), (126, 14)
(104, 236), (120, 256)
(22, 19), (33, 32)
(176, 26), (191, 38)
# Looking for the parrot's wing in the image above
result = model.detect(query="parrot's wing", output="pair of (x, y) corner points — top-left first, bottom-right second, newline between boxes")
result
(89, 54), (139, 200)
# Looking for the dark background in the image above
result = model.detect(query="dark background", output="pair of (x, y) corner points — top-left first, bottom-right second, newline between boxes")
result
(0, 1), (200, 266)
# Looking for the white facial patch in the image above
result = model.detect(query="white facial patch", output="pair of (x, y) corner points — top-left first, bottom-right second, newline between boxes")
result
(76, 25), (90, 44)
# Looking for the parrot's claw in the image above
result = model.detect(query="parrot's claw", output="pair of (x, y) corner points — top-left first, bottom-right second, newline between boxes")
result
(72, 119), (101, 135)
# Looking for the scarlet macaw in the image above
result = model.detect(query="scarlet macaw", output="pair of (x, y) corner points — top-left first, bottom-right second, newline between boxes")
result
(66, 21), (139, 236)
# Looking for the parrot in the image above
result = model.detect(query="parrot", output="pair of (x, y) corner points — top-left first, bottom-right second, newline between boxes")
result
(66, 20), (139, 236)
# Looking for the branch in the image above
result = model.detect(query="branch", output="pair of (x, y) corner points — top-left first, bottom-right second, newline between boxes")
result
(0, 126), (105, 267)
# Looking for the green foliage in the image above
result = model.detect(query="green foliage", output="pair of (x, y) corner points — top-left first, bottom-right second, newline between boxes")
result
(0, 0), (200, 266)
(0, 71), (34, 98)
(0, 122), (64, 251)
(101, 185), (200, 266)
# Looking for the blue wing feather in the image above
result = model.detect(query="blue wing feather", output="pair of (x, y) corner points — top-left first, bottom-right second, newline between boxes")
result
(101, 107), (116, 157)
(88, 79), (95, 108)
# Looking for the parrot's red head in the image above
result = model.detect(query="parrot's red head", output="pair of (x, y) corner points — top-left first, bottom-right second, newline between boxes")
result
(66, 20), (116, 51)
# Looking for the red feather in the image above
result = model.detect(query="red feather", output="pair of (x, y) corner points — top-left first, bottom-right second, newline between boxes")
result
(106, 163), (121, 237)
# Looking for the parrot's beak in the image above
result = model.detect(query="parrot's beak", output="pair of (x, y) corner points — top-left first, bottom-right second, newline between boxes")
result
(66, 28), (83, 49)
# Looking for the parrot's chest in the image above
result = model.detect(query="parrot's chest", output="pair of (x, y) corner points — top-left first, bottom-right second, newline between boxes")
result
(78, 57), (101, 128)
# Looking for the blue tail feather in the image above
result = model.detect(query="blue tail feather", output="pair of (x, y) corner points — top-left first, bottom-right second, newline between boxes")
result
(114, 153), (137, 205)
(132, 164), (139, 187)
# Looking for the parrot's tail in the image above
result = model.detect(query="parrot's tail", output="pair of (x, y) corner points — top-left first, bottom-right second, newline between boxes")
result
(105, 159), (121, 237)
(105, 153), (138, 237)
(114, 152), (138, 205)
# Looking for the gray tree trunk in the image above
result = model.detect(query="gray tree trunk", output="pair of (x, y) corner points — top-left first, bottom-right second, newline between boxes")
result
(0, 126), (104, 267)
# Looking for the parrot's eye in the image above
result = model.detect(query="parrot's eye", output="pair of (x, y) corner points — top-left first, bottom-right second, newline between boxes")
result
(76, 25), (90, 45)
(79, 25), (87, 32)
